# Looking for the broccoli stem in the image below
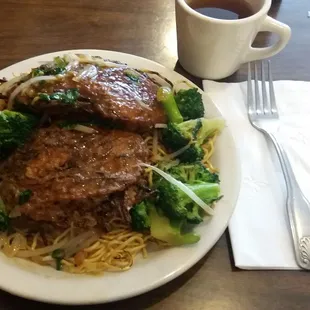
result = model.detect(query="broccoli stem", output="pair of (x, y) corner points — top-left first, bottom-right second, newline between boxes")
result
(188, 183), (221, 204)
(149, 206), (200, 245)
(157, 87), (183, 124)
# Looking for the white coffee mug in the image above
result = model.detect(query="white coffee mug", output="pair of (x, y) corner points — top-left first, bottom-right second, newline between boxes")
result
(175, 0), (291, 79)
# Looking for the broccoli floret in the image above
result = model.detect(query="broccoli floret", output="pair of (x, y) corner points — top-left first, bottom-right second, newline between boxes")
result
(157, 87), (204, 122)
(156, 180), (188, 219)
(130, 201), (151, 231)
(175, 88), (204, 121)
(149, 205), (200, 246)
(196, 118), (225, 145)
(155, 177), (221, 221)
(168, 163), (219, 184)
(0, 110), (38, 159)
(161, 118), (225, 163)
(130, 200), (200, 245)
(178, 145), (204, 163)
(0, 199), (9, 232)
(186, 204), (203, 224)
(191, 162), (219, 183)
(157, 87), (183, 124)
(162, 119), (202, 149)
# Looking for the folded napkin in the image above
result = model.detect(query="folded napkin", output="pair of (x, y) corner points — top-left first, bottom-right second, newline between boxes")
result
(203, 80), (310, 269)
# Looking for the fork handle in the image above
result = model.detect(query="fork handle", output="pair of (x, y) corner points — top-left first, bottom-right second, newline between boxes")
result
(268, 132), (310, 270)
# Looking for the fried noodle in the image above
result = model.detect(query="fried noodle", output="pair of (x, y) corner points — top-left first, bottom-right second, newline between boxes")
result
(0, 218), (150, 274)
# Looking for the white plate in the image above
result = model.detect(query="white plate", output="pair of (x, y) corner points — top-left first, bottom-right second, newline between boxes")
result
(0, 50), (241, 305)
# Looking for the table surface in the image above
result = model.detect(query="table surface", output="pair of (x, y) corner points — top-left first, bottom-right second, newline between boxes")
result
(0, 0), (310, 309)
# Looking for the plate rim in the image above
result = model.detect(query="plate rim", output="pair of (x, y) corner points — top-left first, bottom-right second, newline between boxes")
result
(0, 49), (241, 305)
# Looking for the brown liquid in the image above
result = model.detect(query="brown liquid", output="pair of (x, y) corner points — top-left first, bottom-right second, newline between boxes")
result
(187, 0), (254, 20)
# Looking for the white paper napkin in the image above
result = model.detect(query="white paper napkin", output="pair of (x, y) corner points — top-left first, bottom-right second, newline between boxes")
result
(203, 80), (310, 270)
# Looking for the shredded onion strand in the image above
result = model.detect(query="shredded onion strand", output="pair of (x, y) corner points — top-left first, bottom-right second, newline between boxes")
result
(140, 163), (215, 215)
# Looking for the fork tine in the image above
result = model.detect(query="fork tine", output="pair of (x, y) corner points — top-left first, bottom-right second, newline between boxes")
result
(268, 60), (278, 116)
(261, 61), (270, 114)
(247, 63), (254, 114)
(254, 62), (262, 113)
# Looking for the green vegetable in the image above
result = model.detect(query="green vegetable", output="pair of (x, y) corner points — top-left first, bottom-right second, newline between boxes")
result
(157, 87), (183, 124)
(175, 88), (204, 121)
(39, 88), (79, 105)
(0, 110), (38, 159)
(0, 199), (9, 232)
(18, 189), (32, 205)
(54, 56), (67, 69)
(130, 200), (200, 245)
(130, 201), (151, 231)
(52, 249), (65, 271)
(31, 68), (45, 77)
(155, 177), (221, 223)
(161, 119), (202, 163)
(196, 118), (225, 145)
(161, 118), (225, 163)
(31, 56), (68, 77)
(149, 206), (200, 245)
(185, 204), (204, 225)
(124, 69), (140, 82)
(178, 144), (204, 163)
(167, 162), (219, 184)
(162, 119), (201, 147)
(38, 93), (50, 101)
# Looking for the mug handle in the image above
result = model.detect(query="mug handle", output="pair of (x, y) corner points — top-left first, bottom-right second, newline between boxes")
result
(243, 16), (291, 63)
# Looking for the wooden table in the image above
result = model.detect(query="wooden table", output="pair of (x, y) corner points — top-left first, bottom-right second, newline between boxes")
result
(0, 1), (310, 309)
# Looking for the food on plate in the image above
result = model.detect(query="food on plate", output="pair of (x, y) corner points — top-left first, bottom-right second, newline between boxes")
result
(2, 54), (166, 130)
(0, 126), (148, 225)
(0, 54), (224, 274)
(161, 117), (225, 163)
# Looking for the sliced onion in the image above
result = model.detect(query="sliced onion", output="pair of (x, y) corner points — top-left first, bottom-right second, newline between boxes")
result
(0, 73), (28, 95)
(160, 143), (191, 162)
(73, 125), (97, 134)
(7, 76), (57, 110)
(64, 53), (79, 63)
(63, 230), (99, 258)
(140, 163), (215, 215)
(77, 64), (98, 80)
(37, 61), (53, 64)
(9, 207), (21, 218)
(74, 54), (126, 68)
(16, 238), (67, 258)
(172, 80), (196, 94)
(135, 97), (152, 110)
(65, 60), (79, 72)
(11, 233), (27, 250)
(158, 159), (180, 171)
(155, 123), (167, 129)
(103, 61), (127, 68)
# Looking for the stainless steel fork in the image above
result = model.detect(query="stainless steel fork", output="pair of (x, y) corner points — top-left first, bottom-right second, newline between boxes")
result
(247, 60), (310, 270)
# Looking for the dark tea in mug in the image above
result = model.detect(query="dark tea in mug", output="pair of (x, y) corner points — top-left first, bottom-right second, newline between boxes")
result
(187, 0), (254, 20)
